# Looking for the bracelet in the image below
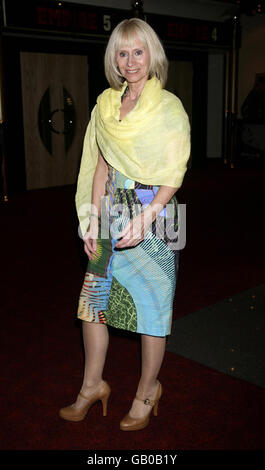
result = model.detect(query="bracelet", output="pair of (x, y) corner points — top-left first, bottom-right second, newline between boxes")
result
(90, 213), (99, 218)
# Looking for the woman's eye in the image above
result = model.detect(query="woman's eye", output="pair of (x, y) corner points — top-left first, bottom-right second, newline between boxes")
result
(119, 51), (127, 57)
(135, 50), (142, 56)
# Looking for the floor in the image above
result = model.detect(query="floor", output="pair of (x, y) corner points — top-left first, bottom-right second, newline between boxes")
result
(167, 282), (265, 389)
(1, 160), (265, 451)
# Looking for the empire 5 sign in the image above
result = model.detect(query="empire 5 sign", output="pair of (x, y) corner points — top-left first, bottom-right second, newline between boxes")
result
(35, 4), (121, 34)
(2, 0), (125, 36)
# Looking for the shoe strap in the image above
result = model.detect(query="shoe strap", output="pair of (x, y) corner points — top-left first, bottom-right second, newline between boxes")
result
(135, 395), (155, 407)
(78, 381), (109, 401)
(135, 381), (161, 407)
(78, 391), (91, 401)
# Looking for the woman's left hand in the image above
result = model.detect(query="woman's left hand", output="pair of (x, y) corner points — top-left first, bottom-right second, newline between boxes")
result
(115, 210), (153, 249)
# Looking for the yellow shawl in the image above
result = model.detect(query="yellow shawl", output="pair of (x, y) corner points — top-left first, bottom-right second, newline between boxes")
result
(76, 76), (190, 235)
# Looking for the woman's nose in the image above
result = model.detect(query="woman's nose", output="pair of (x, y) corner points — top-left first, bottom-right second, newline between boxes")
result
(127, 54), (135, 67)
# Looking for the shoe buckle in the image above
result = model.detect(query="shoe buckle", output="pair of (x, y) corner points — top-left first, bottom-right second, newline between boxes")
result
(144, 398), (151, 406)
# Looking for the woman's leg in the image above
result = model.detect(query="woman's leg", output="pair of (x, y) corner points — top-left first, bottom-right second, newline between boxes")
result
(128, 334), (166, 418)
(74, 321), (109, 409)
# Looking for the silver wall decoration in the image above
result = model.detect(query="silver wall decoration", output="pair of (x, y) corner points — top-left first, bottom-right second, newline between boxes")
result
(38, 86), (76, 157)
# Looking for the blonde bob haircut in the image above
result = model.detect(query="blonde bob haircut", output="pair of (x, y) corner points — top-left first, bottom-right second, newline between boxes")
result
(104, 18), (168, 90)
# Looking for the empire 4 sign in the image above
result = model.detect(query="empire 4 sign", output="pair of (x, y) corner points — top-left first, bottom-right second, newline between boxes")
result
(151, 16), (230, 45)
(1, 0), (233, 47)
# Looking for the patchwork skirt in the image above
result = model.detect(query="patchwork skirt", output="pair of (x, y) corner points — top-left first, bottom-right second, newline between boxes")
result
(77, 164), (179, 337)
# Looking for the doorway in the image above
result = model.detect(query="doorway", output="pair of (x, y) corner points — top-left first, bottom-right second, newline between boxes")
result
(20, 52), (89, 190)
(166, 59), (193, 127)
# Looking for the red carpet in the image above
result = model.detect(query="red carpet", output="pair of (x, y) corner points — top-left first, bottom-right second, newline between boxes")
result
(1, 162), (265, 450)
(1, 327), (265, 450)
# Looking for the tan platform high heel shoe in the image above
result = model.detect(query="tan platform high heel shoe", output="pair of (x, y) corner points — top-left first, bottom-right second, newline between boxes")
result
(59, 380), (111, 422)
(120, 381), (163, 431)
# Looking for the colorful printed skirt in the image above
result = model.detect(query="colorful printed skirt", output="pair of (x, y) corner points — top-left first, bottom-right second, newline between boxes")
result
(77, 165), (179, 337)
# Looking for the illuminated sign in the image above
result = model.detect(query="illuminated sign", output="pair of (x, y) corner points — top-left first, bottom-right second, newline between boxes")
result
(1, 0), (233, 47)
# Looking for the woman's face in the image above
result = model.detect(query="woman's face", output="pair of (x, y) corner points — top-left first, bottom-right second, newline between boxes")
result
(116, 33), (150, 86)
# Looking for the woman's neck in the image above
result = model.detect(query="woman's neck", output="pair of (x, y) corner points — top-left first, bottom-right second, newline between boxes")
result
(126, 77), (148, 101)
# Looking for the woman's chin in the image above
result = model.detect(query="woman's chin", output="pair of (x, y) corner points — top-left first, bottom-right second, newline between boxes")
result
(124, 73), (148, 85)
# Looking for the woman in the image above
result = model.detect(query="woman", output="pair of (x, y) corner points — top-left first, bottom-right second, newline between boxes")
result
(59, 18), (190, 431)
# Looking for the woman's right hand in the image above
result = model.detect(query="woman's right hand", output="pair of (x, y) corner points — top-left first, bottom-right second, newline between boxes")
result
(83, 217), (99, 260)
